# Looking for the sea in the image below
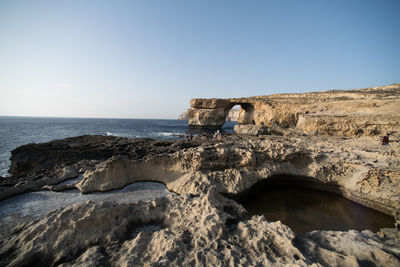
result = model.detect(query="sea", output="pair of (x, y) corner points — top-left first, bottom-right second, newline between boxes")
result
(0, 116), (236, 177)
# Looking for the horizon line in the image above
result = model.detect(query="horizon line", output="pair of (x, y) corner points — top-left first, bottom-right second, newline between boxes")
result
(0, 115), (182, 120)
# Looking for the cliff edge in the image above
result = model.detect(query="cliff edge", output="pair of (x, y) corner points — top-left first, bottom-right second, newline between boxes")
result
(187, 83), (400, 137)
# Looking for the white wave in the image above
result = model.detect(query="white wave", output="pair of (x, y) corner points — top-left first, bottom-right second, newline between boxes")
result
(155, 132), (174, 137)
(105, 132), (121, 137)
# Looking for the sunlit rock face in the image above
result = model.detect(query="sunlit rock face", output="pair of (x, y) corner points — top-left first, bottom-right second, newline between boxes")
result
(234, 125), (268, 135)
(187, 99), (232, 129)
(188, 98), (256, 130)
(179, 108), (239, 122)
(188, 84), (400, 137)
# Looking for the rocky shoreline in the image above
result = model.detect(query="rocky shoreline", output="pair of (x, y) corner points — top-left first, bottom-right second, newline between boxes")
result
(0, 131), (399, 266)
(1, 84), (400, 266)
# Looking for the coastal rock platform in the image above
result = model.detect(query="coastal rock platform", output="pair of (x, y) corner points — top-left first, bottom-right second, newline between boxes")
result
(1, 131), (400, 266)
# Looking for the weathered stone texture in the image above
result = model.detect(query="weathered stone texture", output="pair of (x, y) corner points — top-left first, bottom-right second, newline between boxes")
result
(234, 124), (268, 135)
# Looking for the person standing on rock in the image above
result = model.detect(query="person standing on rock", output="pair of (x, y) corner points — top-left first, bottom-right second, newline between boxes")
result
(380, 133), (390, 154)
(213, 130), (222, 140)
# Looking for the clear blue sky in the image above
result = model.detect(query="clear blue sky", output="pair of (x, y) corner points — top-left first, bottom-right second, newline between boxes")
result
(1, 0), (399, 119)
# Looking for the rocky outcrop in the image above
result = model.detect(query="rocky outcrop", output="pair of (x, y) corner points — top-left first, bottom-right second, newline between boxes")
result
(8, 135), (145, 177)
(233, 125), (268, 135)
(179, 108), (239, 122)
(187, 84), (400, 137)
(0, 136), (200, 201)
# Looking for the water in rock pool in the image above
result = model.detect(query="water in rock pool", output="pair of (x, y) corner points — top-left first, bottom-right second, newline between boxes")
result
(239, 184), (395, 233)
(0, 181), (170, 235)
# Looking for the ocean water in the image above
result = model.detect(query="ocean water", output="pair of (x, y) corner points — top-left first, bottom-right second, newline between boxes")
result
(0, 116), (236, 177)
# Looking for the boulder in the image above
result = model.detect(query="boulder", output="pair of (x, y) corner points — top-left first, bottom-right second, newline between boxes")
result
(234, 124), (268, 135)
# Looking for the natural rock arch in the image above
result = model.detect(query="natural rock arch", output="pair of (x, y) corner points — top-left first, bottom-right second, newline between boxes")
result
(187, 84), (400, 136)
(187, 98), (258, 131)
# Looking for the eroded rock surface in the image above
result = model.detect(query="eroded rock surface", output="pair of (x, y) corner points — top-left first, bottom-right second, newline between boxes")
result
(0, 132), (399, 266)
(1, 191), (399, 266)
(0, 136), (199, 201)
(179, 108), (239, 122)
(70, 134), (400, 215)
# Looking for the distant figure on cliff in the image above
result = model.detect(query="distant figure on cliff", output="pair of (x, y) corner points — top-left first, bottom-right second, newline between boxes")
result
(380, 133), (390, 154)
(381, 133), (389, 146)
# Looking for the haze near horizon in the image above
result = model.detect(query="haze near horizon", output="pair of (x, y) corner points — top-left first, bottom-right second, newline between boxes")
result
(1, 0), (399, 119)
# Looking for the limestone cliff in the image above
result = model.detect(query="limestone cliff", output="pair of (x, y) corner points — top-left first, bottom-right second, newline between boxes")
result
(187, 83), (400, 137)
(179, 108), (239, 122)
